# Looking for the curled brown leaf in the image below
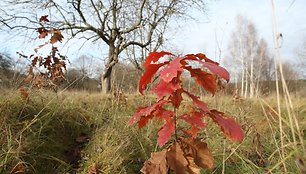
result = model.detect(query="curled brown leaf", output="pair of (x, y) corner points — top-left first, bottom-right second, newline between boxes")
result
(141, 150), (168, 174)
(166, 142), (188, 174)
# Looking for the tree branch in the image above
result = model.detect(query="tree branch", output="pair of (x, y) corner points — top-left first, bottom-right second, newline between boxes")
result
(121, 0), (146, 34)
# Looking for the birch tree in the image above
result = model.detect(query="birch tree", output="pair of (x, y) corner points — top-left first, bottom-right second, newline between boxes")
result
(226, 15), (273, 97)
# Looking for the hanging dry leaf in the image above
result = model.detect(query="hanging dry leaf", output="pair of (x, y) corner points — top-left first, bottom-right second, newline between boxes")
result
(180, 138), (214, 169)
(10, 162), (25, 174)
(140, 150), (168, 174)
(37, 27), (49, 39)
(50, 29), (64, 44)
(166, 142), (188, 174)
(39, 15), (49, 22)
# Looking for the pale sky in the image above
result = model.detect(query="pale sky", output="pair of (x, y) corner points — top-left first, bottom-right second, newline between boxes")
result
(171, 0), (306, 63)
(0, 0), (305, 65)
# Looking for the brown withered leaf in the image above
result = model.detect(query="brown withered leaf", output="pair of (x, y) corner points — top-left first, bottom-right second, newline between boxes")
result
(39, 15), (49, 22)
(87, 163), (99, 174)
(10, 161), (25, 174)
(37, 27), (49, 39)
(185, 156), (201, 174)
(179, 138), (214, 169)
(141, 150), (168, 174)
(166, 142), (188, 174)
(50, 29), (64, 44)
(31, 57), (38, 66)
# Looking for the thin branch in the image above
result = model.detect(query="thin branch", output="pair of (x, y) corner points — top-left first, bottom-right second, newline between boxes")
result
(121, 0), (146, 34)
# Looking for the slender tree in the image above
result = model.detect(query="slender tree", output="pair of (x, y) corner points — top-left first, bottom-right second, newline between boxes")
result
(225, 15), (274, 97)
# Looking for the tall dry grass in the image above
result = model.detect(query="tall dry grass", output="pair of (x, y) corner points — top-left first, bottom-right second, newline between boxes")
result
(0, 87), (305, 173)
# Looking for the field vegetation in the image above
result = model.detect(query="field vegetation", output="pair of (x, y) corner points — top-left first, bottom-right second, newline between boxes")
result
(0, 1), (305, 173)
(0, 87), (305, 173)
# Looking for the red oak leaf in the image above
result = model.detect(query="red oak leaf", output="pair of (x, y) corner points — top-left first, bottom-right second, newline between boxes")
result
(144, 51), (174, 67)
(169, 88), (184, 108)
(198, 61), (229, 82)
(195, 53), (219, 65)
(153, 78), (181, 98)
(138, 105), (173, 129)
(158, 119), (175, 147)
(160, 57), (184, 83)
(128, 99), (168, 126)
(139, 62), (168, 94)
(154, 107), (174, 121)
(39, 15), (50, 22)
(209, 110), (244, 143)
(183, 54), (198, 61)
(183, 90), (209, 112)
(138, 114), (155, 129)
(185, 66), (216, 94)
(180, 112), (207, 128)
(128, 107), (148, 126)
(183, 53), (218, 65)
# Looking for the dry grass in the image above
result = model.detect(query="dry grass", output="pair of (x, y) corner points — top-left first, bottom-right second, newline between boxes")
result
(0, 89), (305, 173)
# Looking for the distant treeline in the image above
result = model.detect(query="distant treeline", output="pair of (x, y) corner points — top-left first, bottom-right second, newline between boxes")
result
(1, 53), (305, 96)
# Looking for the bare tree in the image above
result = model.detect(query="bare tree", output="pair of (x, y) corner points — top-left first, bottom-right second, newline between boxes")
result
(0, 0), (207, 93)
(225, 15), (274, 97)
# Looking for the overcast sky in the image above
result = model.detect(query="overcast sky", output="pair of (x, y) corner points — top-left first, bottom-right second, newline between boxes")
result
(171, 0), (306, 63)
(0, 0), (305, 65)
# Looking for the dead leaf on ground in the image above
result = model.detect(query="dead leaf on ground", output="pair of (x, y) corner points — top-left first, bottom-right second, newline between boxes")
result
(87, 163), (99, 174)
(10, 161), (25, 174)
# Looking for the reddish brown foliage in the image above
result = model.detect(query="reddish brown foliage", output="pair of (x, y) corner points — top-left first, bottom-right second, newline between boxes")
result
(129, 51), (244, 173)
(19, 15), (67, 89)
(10, 162), (25, 174)
(141, 150), (168, 174)
(209, 110), (244, 143)
(39, 15), (50, 22)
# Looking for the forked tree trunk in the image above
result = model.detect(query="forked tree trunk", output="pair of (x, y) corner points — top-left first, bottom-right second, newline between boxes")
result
(101, 44), (118, 94)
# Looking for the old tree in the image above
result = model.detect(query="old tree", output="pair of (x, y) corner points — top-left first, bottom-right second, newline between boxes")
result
(0, 0), (206, 93)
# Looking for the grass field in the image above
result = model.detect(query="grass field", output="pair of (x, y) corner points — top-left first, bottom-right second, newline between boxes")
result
(0, 88), (305, 173)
